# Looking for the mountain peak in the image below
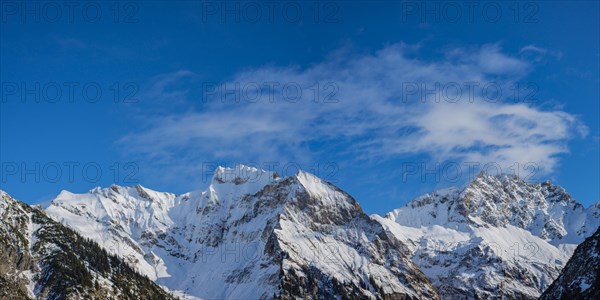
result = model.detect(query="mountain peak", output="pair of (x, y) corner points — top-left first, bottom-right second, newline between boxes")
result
(379, 173), (599, 299)
(388, 172), (598, 245)
(469, 171), (525, 187)
(211, 164), (278, 186)
(41, 167), (439, 299)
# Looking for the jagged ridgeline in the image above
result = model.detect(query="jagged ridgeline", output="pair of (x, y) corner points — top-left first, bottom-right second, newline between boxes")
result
(44, 166), (440, 299)
(375, 173), (599, 299)
(0, 191), (176, 300)
(2, 166), (599, 299)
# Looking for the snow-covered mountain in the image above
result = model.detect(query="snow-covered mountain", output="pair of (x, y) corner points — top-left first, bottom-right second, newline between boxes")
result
(45, 165), (439, 299)
(374, 172), (599, 299)
(0, 190), (175, 299)
(22, 166), (597, 299)
(540, 226), (600, 299)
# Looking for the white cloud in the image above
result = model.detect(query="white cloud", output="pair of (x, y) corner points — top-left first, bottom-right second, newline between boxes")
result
(118, 43), (586, 183)
(519, 45), (563, 62)
(520, 45), (547, 55)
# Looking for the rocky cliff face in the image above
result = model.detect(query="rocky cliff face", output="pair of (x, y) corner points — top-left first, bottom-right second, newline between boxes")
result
(45, 165), (439, 299)
(540, 226), (600, 299)
(0, 190), (176, 300)
(374, 173), (599, 300)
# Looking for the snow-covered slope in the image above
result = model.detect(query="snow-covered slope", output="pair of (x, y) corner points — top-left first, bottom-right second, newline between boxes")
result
(45, 165), (439, 299)
(374, 173), (599, 299)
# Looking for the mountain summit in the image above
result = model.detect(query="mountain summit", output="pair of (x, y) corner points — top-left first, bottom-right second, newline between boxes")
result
(3, 166), (595, 299)
(374, 172), (599, 299)
(45, 166), (439, 299)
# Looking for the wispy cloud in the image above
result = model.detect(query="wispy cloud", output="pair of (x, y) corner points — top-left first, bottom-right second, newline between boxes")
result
(117, 43), (587, 184)
(519, 44), (563, 62)
(55, 37), (88, 49)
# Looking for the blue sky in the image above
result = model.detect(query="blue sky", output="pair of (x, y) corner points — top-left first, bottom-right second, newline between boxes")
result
(1, 1), (598, 214)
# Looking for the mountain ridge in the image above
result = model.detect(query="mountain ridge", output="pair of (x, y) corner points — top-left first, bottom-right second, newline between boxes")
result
(375, 172), (599, 299)
(0, 190), (177, 299)
(540, 226), (600, 299)
(43, 165), (440, 299)
(3, 165), (598, 299)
